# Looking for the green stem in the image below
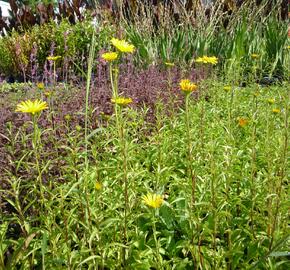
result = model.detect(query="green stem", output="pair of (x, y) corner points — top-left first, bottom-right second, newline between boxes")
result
(250, 94), (258, 239)
(210, 132), (217, 268)
(109, 63), (119, 98)
(266, 104), (273, 237)
(185, 94), (195, 208)
(269, 93), (289, 250)
(120, 111), (128, 243)
(111, 64), (128, 264)
(83, 30), (96, 233)
(53, 62), (56, 85)
(152, 210), (161, 269)
(32, 114), (44, 204)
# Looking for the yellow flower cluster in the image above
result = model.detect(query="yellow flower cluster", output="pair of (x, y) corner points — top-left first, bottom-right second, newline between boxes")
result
(95, 181), (102, 190)
(164, 62), (175, 67)
(16, 100), (48, 115)
(251, 54), (259, 59)
(37, 82), (45, 90)
(195, 56), (218, 65)
(111, 38), (135, 53)
(179, 79), (197, 93)
(272, 108), (280, 114)
(111, 97), (133, 106)
(47, 55), (61, 61)
(223, 86), (231, 91)
(44, 91), (52, 97)
(267, 98), (275, 104)
(142, 193), (163, 209)
(101, 52), (118, 62)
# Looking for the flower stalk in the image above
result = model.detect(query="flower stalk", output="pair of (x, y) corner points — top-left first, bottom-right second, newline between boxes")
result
(179, 79), (197, 208)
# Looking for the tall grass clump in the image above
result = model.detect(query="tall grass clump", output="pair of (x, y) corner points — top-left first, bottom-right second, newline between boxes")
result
(123, 0), (288, 80)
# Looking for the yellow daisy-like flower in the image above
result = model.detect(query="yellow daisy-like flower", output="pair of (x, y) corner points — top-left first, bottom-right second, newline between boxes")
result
(251, 54), (259, 59)
(15, 100), (48, 115)
(165, 62), (175, 67)
(111, 38), (135, 53)
(223, 86), (231, 91)
(142, 193), (163, 209)
(267, 98), (275, 104)
(95, 181), (102, 191)
(111, 97), (133, 106)
(47, 55), (61, 61)
(272, 108), (280, 114)
(238, 118), (248, 127)
(195, 56), (218, 65)
(179, 79), (197, 93)
(101, 52), (118, 62)
(36, 82), (45, 90)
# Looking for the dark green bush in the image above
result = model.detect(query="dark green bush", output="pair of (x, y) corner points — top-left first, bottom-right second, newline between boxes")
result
(0, 17), (114, 81)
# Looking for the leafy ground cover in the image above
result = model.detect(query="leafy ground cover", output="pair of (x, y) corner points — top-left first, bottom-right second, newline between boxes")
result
(0, 1), (289, 269)
(0, 71), (289, 269)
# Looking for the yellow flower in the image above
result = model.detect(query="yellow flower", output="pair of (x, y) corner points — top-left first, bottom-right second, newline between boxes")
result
(101, 52), (118, 62)
(111, 38), (135, 53)
(15, 100), (48, 115)
(179, 79), (197, 93)
(165, 62), (175, 67)
(36, 82), (45, 90)
(75, 125), (82, 131)
(272, 108), (280, 114)
(238, 118), (248, 127)
(44, 91), (52, 97)
(267, 98), (275, 104)
(251, 54), (259, 59)
(195, 56), (218, 65)
(142, 193), (163, 209)
(95, 181), (102, 190)
(223, 86), (231, 91)
(64, 114), (71, 121)
(111, 97), (133, 106)
(47, 55), (61, 61)
(287, 46), (290, 49)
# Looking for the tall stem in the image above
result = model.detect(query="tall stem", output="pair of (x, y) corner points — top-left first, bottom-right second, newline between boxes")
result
(210, 134), (217, 268)
(111, 69), (129, 264)
(269, 93), (289, 250)
(116, 107), (128, 265)
(152, 210), (162, 269)
(53, 62), (56, 85)
(250, 93), (258, 239)
(84, 30), (96, 232)
(32, 114), (44, 204)
(266, 103), (273, 237)
(120, 110), (128, 242)
(185, 94), (195, 208)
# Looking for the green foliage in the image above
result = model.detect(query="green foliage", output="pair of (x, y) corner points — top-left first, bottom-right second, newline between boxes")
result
(0, 17), (113, 80)
(125, 2), (288, 78)
(0, 1), (289, 268)
(1, 80), (289, 268)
